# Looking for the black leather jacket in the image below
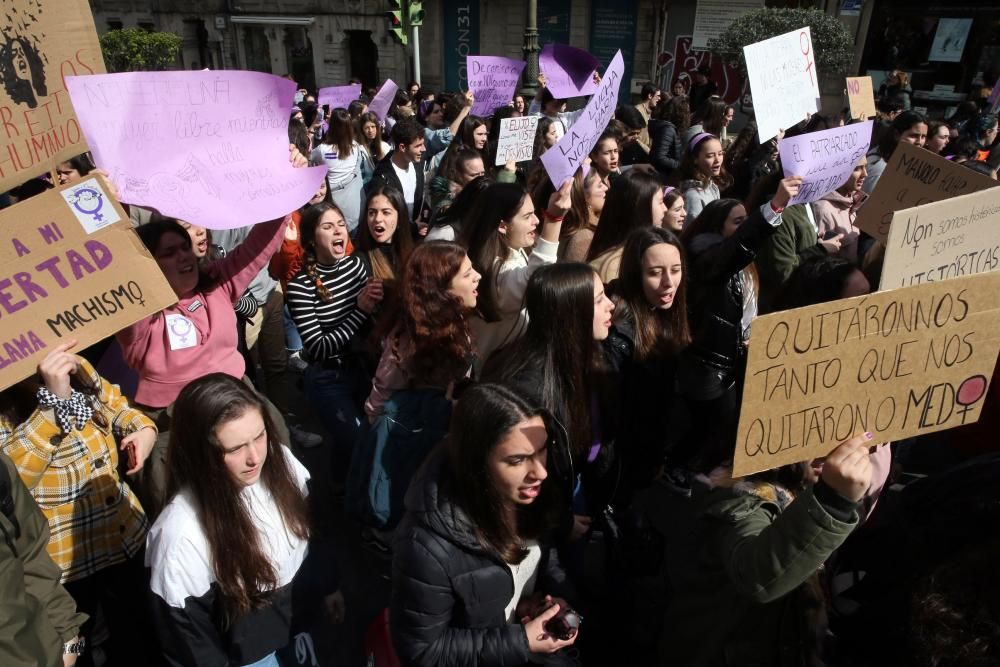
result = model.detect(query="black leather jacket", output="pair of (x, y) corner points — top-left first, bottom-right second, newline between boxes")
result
(390, 449), (575, 667)
(678, 206), (778, 400)
(648, 119), (682, 177)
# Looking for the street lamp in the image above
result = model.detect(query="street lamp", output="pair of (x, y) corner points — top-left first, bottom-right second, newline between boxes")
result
(520, 0), (538, 97)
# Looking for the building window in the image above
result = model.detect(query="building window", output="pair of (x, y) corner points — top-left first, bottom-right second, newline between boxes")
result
(108, 20), (123, 31)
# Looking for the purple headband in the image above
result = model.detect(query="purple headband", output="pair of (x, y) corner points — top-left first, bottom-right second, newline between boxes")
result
(663, 186), (676, 198)
(688, 131), (715, 151)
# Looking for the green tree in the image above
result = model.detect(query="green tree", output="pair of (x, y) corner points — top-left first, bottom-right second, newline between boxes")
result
(100, 27), (183, 73)
(712, 8), (854, 81)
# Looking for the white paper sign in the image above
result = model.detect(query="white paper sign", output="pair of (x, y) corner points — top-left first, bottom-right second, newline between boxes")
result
(743, 27), (821, 142)
(692, 0), (764, 51)
(929, 18), (972, 64)
(494, 115), (540, 166)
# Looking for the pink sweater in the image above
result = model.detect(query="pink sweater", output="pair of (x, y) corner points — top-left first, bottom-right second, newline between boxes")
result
(117, 218), (288, 408)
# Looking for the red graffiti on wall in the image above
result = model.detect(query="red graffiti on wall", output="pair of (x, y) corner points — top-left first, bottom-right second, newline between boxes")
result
(661, 36), (744, 105)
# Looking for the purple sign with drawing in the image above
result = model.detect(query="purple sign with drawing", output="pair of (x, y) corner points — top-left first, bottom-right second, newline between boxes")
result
(539, 43), (601, 99)
(65, 70), (327, 230)
(468, 56), (526, 117)
(318, 83), (362, 110)
(368, 79), (399, 122)
(779, 120), (873, 205)
(540, 50), (624, 188)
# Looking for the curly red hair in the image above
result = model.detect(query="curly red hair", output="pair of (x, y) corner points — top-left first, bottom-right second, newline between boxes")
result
(400, 241), (475, 385)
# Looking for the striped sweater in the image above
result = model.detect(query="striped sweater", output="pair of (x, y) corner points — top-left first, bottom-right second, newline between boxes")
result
(285, 256), (370, 363)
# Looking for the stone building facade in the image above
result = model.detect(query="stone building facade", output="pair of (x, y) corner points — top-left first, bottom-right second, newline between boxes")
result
(87, 1), (663, 99)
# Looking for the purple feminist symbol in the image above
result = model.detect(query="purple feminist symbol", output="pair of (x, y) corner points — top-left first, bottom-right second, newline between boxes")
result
(169, 316), (193, 345)
(68, 187), (105, 222)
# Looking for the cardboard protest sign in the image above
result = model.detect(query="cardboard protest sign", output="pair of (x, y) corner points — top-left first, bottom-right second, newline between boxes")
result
(539, 44), (601, 99)
(733, 271), (1000, 477)
(846, 76), (876, 120)
(317, 83), (361, 110)
(880, 187), (1000, 289)
(65, 71), (327, 231)
(368, 79), (398, 122)
(743, 27), (821, 142)
(856, 142), (998, 243)
(0, 0), (106, 192)
(468, 56), (526, 118)
(0, 177), (176, 391)
(494, 115), (539, 166)
(779, 121), (872, 205)
(541, 50), (624, 188)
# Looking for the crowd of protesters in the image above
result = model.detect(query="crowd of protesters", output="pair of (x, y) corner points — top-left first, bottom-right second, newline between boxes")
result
(2, 67), (999, 667)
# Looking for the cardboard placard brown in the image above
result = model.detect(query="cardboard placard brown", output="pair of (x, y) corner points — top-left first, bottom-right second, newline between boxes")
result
(880, 187), (1000, 290)
(856, 142), (998, 243)
(0, 1), (105, 192)
(0, 177), (176, 391)
(846, 76), (876, 120)
(733, 272), (1000, 477)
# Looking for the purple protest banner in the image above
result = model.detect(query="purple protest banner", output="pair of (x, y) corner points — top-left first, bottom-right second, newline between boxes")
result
(65, 70), (327, 230)
(368, 79), (399, 122)
(318, 83), (362, 110)
(539, 43), (601, 99)
(779, 120), (873, 205)
(987, 75), (1000, 114)
(540, 50), (624, 188)
(467, 56), (526, 117)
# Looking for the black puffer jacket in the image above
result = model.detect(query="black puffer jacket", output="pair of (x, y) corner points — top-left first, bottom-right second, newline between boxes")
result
(390, 449), (575, 667)
(679, 205), (778, 400)
(648, 119), (682, 178)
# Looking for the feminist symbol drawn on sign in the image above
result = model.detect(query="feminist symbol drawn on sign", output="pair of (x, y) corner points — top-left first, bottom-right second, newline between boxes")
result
(59, 177), (121, 233)
(66, 187), (104, 221)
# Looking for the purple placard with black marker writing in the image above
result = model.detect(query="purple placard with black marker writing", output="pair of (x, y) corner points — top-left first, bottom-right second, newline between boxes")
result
(539, 43), (601, 99)
(779, 121), (873, 205)
(540, 50), (624, 188)
(368, 79), (399, 122)
(65, 70), (327, 230)
(318, 83), (362, 110)
(467, 56), (526, 117)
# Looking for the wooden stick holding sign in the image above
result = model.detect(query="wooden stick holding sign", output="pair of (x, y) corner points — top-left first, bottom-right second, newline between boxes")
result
(733, 271), (1000, 477)
(855, 142), (999, 243)
(0, 176), (177, 390)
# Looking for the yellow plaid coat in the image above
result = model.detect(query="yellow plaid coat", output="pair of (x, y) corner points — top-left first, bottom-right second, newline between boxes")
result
(0, 359), (153, 583)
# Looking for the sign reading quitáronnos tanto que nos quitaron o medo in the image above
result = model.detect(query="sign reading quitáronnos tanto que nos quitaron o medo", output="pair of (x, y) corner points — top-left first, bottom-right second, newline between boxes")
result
(733, 271), (1000, 477)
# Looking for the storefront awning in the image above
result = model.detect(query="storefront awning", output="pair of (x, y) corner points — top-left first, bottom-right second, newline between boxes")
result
(229, 16), (315, 26)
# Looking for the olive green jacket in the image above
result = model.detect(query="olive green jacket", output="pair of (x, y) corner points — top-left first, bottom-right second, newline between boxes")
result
(662, 477), (858, 667)
(756, 203), (827, 313)
(0, 452), (86, 667)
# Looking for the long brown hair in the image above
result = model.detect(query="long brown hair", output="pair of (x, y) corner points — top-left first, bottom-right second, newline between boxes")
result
(446, 384), (561, 563)
(321, 108), (355, 158)
(616, 226), (691, 360)
(399, 242), (475, 385)
(485, 264), (607, 459)
(460, 182), (530, 323)
(356, 185), (415, 283)
(299, 201), (351, 303)
(165, 374), (310, 620)
(678, 133), (733, 191)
